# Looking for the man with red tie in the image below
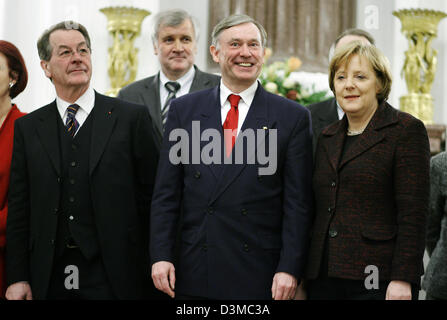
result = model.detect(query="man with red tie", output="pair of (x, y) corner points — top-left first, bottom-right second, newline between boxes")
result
(150, 14), (313, 300)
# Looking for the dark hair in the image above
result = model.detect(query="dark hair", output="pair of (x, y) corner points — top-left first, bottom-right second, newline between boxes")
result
(37, 21), (91, 61)
(0, 40), (28, 99)
(334, 28), (375, 47)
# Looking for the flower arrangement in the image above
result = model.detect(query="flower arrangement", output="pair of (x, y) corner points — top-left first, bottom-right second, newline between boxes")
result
(259, 49), (331, 106)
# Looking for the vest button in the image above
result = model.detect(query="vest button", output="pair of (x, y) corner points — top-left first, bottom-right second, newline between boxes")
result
(71, 161), (76, 167)
(69, 196), (75, 203)
(69, 215), (74, 221)
(71, 144), (77, 151)
(70, 179), (75, 185)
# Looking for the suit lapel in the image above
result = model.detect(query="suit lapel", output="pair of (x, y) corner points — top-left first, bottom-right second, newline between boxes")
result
(143, 74), (163, 138)
(89, 92), (117, 176)
(198, 86), (224, 180)
(189, 66), (212, 93)
(321, 98), (340, 124)
(36, 101), (61, 176)
(322, 118), (347, 172)
(322, 102), (396, 171)
(209, 85), (270, 204)
(338, 103), (395, 169)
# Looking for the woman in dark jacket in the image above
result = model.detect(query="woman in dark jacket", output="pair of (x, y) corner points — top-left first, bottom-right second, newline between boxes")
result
(306, 42), (430, 300)
(422, 151), (447, 300)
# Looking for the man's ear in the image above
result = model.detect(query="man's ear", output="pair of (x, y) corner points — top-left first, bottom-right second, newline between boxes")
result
(209, 45), (220, 63)
(40, 60), (52, 80)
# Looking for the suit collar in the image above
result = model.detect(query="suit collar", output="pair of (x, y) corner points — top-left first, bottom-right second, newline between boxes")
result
(36, 92), (118, 177)
(36, 101), (61, 175)
(321, 101), (397, 171)
(190, 65), (214, 92)
(142, 74), (163, 137)
(89, 91), (117, 175)
(317, 98), (339, 123)
(208, 85), (271, 204)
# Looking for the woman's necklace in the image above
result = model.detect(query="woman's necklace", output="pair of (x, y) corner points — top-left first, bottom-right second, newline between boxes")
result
(346, 128), (365, 136)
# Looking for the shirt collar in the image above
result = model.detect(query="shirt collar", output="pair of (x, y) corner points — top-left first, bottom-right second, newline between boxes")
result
(56, 86), (95, 118)
(335, 99), (345, 120)
(160, 66), (196, 89)
(220, 80), (258, 107)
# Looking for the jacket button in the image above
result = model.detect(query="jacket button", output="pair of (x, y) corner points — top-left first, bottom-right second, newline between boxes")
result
(69, 196), (75, 203)
(328, 207), (333, 214)
(241, 208), (247, 216)
(194, 171), (201, 179)
(244, 244), (249, 252)
(71, 161), (76, 167)
(57, 177), (62, 183)
(257, 176), (263, 182)
(207, 207), (214, 215)
(329, 230), (338, 238)
(69, 215), (74, 221)
(50, 239), (55, 245)
(54, 208), (59, 214)
(331, 181), (336, 187)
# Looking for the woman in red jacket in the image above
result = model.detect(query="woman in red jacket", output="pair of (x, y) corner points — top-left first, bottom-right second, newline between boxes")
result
(0, 40), (28, 299)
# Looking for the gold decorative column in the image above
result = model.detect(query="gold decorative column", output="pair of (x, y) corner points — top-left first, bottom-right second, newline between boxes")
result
(393, 9), (446, 124)
(100, 7), (150, 97)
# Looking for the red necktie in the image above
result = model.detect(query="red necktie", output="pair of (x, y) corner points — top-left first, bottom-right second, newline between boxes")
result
(223, 94), (241, 157)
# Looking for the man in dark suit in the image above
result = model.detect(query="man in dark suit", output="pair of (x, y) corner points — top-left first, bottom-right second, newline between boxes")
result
(150, 14), (313, 300)
(308, 28), (375, 155)
(5, 21), (159, 300)
(118, 9), (220, 146)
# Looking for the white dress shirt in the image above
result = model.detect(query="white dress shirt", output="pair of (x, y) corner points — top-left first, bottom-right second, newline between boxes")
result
(159, 67), (195, 109)
(56, 86), (95, 136)
(220, 80), (258, 136)
(336, 100), (345, 120)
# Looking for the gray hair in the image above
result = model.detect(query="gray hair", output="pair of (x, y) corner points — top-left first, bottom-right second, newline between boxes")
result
(211, 14), (267, 49)
(151, 9), (199, 45)
(37, 21), (91, 61)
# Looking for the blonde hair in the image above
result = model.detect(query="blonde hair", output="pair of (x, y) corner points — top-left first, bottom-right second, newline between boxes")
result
(329, 41), (392, 104)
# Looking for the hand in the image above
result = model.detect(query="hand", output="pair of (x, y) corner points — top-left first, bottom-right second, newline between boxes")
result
(271, 272), (297, 300)
(6, 282), (33, 300)
(385, 280), (412, 300)
(151, 261), (176, 298)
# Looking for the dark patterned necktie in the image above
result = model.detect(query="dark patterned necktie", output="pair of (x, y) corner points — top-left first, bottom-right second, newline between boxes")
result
(66, 104), (80, 137)
(161, 81), (181, 131)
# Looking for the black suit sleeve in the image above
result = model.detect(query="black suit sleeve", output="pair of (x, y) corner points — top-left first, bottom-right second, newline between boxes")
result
(6, 119), (31, 285)
(132, 106), (160, 260)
